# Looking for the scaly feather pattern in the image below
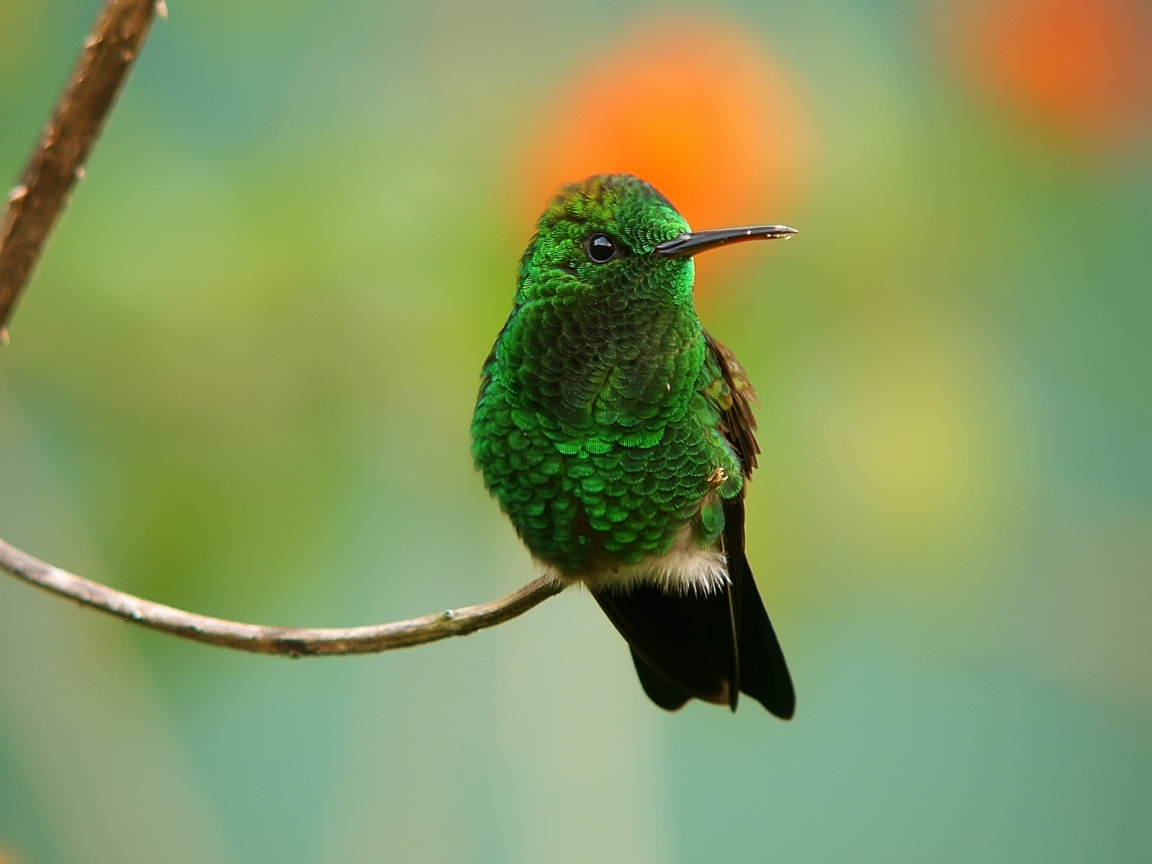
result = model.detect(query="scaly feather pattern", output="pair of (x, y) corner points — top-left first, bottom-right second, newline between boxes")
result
(472, 176), (742, 577)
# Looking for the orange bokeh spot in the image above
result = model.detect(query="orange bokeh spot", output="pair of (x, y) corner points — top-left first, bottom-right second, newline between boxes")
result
(518, 17), (809, 295)
(948, 0), (1152, 147)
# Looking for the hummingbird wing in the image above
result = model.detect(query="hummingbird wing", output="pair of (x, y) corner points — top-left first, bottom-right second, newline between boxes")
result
(704, 332), (795, 718)
(705, 331), (795, 718)
(702, 331), (759, 476)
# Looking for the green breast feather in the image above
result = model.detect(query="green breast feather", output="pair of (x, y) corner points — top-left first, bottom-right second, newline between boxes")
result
(470, 175), (745, 577)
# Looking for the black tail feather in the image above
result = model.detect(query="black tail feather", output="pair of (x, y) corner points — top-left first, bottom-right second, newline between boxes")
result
(594, 584), (735, 707)
(630, 647), (692, 711)
(593, 564), (794, 719)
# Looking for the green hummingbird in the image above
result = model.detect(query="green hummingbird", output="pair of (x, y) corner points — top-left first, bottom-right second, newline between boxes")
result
(472, 173), (795, 717)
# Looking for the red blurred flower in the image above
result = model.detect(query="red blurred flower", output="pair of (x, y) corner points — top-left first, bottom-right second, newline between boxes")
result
(947, 0), (1152, 148)
(519, 16), (809, 295)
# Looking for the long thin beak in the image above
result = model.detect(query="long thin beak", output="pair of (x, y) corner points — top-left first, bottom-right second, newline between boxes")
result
(654, 224), (797, 258)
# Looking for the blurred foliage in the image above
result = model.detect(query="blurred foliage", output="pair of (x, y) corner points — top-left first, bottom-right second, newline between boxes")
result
(1, 0), (1150, 862)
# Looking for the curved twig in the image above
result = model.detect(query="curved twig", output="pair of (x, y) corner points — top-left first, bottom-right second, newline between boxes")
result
(0, 0), (568, 653)
(0, 538), (564, 655)
(0, 0), (160, 330)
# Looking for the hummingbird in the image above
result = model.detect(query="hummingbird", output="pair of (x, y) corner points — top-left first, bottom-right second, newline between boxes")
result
(472, 174), (795, 717)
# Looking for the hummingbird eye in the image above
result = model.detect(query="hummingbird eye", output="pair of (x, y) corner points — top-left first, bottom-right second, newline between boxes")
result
(584, 233), (620, 264)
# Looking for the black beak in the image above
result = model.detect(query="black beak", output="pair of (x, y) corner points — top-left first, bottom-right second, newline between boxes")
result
(654, 224), (797, 258)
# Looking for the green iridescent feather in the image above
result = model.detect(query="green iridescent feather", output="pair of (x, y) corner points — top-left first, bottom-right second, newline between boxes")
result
(471, 174), (746, 575)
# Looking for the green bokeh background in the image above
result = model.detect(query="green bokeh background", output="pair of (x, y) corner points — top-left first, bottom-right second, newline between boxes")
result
(1, 0), (1150, 862)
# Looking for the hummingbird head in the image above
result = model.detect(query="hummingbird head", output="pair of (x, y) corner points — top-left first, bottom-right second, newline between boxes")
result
(517, 173), (795, 304)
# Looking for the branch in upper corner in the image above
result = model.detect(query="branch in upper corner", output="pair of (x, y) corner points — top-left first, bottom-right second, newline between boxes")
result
(0, 538), (565, 655)
(0, 0), (160, 329)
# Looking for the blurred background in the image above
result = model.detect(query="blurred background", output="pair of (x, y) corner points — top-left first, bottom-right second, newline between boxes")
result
(1, 0), (1150, 860)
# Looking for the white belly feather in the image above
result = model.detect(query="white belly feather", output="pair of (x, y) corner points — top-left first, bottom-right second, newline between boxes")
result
(537, 523), (729, 596)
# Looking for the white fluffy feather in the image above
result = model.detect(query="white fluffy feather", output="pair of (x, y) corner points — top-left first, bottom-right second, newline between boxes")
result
(538, 524), (729, 596)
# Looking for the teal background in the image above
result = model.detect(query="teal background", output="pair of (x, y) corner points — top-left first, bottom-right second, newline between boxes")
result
(1, 0), (1150, 861)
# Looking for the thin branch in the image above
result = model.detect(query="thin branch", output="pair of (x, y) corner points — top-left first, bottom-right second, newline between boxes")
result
(0, 0), (160, 330)
(0, 538), (564, 655)
(0, 0), (568, 653)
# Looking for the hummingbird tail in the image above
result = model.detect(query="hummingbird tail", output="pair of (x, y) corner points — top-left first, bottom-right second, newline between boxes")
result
(593, 581), (736, 709)
(592, 561), (795, 718)
(628, 646), (692, 711)
(592, 559), (794, 718)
